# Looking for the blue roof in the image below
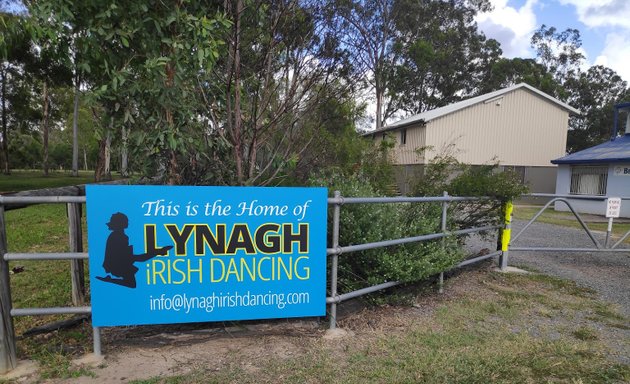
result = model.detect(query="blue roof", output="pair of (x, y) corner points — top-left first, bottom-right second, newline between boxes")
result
(552, 134), (630, 164)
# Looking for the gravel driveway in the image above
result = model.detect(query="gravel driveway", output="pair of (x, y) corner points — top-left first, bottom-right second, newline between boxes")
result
(467, 219), (630, 316)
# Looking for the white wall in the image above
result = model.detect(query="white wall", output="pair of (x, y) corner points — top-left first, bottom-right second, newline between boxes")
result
(554, 163), (630, 218)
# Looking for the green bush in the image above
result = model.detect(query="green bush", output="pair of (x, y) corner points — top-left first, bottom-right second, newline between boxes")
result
(310, 171), (462, 293)
(309, 153), (527, 297)
(412, 155), (528, 234)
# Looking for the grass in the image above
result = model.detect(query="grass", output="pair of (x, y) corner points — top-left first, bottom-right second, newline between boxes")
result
(5, 203), (92, 378)
(512, 205), (630, 243)
(0, 169), (100, 193)
(127, 272), (628, 384)
(1, 184), (628, 382)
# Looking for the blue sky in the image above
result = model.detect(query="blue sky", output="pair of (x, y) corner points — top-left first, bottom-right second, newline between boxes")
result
(476, 0), (630, 82)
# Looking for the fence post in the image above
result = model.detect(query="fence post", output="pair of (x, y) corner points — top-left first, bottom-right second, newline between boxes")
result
(68, 203), (86, 306)
(0, 205), (17, 373)
(438, 191), (449, 293)
(498, 200), (513, 270)
(329, 190), (341, 330)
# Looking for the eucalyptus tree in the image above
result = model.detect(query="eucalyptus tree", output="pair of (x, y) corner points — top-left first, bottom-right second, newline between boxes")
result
(529, 25), (630, 152)
(564, 66), (630, 153)
(0, 9), (45, 174)
(33, 1), (232, 183)
(531, 25), (584, 93)
(325, 0), (399, 131)
(325, 0), (499, 128)
(214, 0), (354, 185)
(478, 57), (560, 96)
(387, 0), (499, 115)
(16, 1), (73, 176)
(0, 12), (26, 174)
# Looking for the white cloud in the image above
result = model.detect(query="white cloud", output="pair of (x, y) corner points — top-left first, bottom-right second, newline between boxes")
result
(476, 0), (539, 57)
(594, 33), (630, 82)
(559, 1), (630, 82)
(559, 0), (630, 29)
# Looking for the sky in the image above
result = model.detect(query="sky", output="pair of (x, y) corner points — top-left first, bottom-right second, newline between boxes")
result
(475, 0), (630, 82)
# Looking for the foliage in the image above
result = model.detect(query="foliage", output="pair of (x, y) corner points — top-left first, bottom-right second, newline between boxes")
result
(325, 0), (398, 131)
(310, 170), (462, 293)
(327, 0), (498, 128)
(565, 66), (630, 153)
(531, 25), (584, 88)
(480, 57), (560, 96)
(288, 89), (394, 191)
(214, 0), (356, 185)
(527, 26), (630, 153)
(8, 132), (41, 169)
(388, 0), (499, 115)
(412, 154), (528, 232)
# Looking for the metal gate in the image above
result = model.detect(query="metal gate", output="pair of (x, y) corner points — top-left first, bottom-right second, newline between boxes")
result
(503, 194), (630, 266)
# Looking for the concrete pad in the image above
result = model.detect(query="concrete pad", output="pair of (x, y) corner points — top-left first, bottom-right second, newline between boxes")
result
(493, 266), (530, 274)
(1, 360), (38, 380)
(323, 328), (354, 340)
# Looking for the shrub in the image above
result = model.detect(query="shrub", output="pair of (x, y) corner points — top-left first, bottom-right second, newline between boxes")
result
(309, 170), (462, 293)
(310, 153), (528, 296)
(412, 155), (528, 234)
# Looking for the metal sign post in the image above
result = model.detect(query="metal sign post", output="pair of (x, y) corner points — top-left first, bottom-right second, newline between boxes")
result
(605, 197), (621, 247)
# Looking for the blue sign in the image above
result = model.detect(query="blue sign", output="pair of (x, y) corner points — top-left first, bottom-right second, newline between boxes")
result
(86, 185), (328, 327)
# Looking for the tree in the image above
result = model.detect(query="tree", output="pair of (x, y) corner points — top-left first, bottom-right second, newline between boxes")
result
(30, 1), (231, 182)
(21, 1), (74, 176)
(531, 25), (584, 92)
(214, 0), (354, 185)
(387, 0), (498, 115)
(564, 66), (630, 152)
(327, 0), (498, 127)
(327, 0), (399, 131)
(528, 25), (630, 153)
(0, 11), (30, 174)
(479, 57), (560, 96)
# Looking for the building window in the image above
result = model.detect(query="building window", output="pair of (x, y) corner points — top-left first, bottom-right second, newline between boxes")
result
(400, 129), (407, 146)
(570, 166), (608, 195)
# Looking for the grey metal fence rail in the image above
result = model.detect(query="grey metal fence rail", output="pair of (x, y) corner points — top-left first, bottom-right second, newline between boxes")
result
(325, 191), (504, 329)
(0, 195), (100, 375)
(0, 191), (506, 374)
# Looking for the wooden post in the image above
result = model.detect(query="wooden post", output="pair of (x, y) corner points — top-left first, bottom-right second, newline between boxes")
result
(68, 203), (86, 306)
(0, 205), (17, 373)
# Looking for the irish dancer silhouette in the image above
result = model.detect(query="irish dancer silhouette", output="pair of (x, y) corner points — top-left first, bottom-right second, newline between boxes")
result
(96, 212), (172, 288)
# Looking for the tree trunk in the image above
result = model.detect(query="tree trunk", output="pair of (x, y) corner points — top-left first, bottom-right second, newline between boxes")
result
(94, 139), (106, 182)
(83, 148), (88, 171)
(121, 125), (128, 177)
(231, 0), (244, 185)
(104, 129), (111, 178)
(94, 117), (112, 182)
(375, 78), (384, 131)
(0, 67), (10, 175)
(42, 80), (49, 177)
(71, 73), (80, 177)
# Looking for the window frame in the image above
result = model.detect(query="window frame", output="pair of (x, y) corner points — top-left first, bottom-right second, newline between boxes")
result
(400, 128), (407, 146)
(569, 165), (608, 196)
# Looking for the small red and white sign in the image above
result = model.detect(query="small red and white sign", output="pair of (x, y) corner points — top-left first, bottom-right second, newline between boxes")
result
(606, 197), (622, 218)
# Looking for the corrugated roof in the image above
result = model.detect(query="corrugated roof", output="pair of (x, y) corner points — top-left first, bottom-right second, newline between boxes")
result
(364, 83), (580, 135)
(551, 134), (630, 164)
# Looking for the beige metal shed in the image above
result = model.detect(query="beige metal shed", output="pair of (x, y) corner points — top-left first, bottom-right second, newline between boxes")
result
(366, 83), (580, 193)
